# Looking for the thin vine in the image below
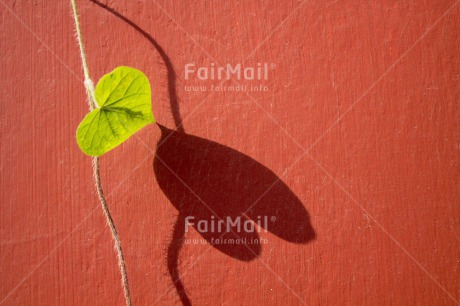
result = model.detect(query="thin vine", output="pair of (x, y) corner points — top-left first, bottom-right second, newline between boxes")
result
(70, 1), (132, 305)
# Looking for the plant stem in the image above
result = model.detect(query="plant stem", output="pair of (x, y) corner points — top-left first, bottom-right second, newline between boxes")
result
(70, 0), (98, 110)
(70, 1), (132, 305)
(92, 157), (132, 306)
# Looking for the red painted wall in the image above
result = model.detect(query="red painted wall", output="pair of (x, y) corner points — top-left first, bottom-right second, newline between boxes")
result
(1, 0), (459, 305)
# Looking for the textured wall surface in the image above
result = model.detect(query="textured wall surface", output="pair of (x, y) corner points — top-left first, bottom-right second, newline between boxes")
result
(1, 0), (459, 305)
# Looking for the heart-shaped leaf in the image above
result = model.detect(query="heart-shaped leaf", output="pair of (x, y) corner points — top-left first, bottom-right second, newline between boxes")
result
(76, 66), (155, 156)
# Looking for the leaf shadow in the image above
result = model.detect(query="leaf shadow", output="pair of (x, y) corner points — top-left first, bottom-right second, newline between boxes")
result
(154, 124), (316, 258)
(89, 1), (316, 305)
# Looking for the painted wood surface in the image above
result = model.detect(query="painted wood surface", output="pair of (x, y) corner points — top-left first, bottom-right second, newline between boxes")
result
(1, 0), (459, 305)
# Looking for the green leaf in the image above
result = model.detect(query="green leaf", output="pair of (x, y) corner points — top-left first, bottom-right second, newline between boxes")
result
(76, 66), (155, 156)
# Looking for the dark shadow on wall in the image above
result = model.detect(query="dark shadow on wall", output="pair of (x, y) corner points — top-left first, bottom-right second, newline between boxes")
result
(154, 125), (317, 304)
(154, 124), (316, 253)
(154, 126), (316, 305)
(90, 2), (315, 305)
(155, 125), (316, 245)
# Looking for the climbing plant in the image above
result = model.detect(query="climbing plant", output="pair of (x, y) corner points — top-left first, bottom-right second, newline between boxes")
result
(70, 1), (155, 305)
